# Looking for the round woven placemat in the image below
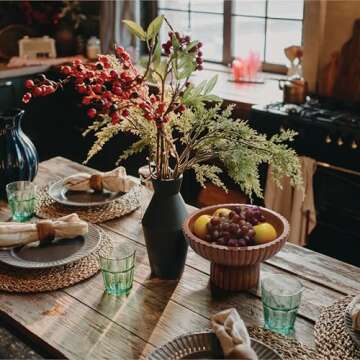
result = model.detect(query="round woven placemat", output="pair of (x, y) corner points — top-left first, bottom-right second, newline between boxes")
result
(35, 185), (141, 223)
(0, 228), (112, 293)
(314, 295), (360, 359)
(248, 327), (320, 359)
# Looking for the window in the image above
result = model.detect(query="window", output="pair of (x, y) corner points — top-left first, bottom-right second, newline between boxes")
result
(157, 0), (304, 70)
(158, 0), (224, 62)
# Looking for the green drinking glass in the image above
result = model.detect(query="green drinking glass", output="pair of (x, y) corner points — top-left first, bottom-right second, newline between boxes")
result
(6, 181), (37, 222)
(98, 245), (136, 296)
(261, 274), (304, 336)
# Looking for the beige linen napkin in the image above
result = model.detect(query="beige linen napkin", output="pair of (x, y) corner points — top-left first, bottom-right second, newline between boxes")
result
(63, 167), (137, 193)
(0, 214), (88, 248)
(211, 308), (258, 360)
(349, 295), (360, 331)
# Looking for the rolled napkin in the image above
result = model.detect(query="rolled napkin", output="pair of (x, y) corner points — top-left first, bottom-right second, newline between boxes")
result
(63, 167), (137, 193)
(349, 295), (360, 331)
(211, 308), (258, 360)
(0, 213), (88, 248)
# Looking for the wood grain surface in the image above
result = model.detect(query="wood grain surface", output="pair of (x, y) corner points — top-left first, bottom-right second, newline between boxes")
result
(0, 156), (359, 359)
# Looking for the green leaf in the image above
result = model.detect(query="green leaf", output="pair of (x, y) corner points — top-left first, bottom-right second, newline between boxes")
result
(192, 80), (207, 97)
(122, 20), (146, 40)
(203, 75), (218, 94)
(152, 41), (162, 67)
(186, 41), (199, 52)
(202, 94), (222, 102)
(147, 15), (164, 40)
(171, 35), (180, 50)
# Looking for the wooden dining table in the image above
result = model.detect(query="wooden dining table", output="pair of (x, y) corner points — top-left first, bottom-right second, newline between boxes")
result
(0, 156), (359, 359)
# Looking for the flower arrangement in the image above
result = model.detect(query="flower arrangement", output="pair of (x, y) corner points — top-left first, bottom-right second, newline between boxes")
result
(23, 16), (302, 198)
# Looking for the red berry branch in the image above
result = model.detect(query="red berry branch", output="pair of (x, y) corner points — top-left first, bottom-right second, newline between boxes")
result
(22, 16), (207, 180)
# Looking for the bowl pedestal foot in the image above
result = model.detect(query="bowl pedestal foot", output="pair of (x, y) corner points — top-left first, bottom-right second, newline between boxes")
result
(210, 262), (260, 291)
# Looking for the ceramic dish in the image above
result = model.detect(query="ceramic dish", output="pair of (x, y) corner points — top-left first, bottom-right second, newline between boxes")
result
(48, 179), (124, 207)
(147, 330), (282, 359)
(345, 307), (360, 347)
(0, 224), (101, 269)
(183, 204), (289, 291)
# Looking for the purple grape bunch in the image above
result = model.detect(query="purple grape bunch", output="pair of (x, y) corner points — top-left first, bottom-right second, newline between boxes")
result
(243, 206), (266, 225)
(205, 206), (258, 247)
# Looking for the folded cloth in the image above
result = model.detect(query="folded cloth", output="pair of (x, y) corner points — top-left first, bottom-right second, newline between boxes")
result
(349, 295), (360, 331)
(0, 214), (88, 248)
(265, 156), (317, 247)
(63, 167), (137, 193)
(211, 308), (258, 360)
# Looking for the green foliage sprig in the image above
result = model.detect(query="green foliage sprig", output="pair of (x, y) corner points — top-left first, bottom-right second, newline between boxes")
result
(76, 16), (304, 197)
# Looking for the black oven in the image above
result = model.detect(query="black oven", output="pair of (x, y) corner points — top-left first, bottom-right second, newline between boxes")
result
(250, 102), (360, 266)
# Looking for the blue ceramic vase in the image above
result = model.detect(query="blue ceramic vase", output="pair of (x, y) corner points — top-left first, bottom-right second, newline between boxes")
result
(0, 109), (38, 197)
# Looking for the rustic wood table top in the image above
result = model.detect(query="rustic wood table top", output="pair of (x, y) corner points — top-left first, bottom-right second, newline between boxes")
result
(0, 156), (359, 359)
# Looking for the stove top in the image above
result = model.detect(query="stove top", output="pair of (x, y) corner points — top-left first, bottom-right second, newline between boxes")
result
(262, 100), (360, 130)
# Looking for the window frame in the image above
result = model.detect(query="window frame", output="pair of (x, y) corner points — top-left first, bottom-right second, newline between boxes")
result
(156, 0), (305, 74)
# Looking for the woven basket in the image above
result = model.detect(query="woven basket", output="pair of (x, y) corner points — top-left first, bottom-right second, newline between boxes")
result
(36, 185), (141, 223)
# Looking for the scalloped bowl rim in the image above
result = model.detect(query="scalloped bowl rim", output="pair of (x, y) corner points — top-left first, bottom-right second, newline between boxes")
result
(183, 203), (290, 253)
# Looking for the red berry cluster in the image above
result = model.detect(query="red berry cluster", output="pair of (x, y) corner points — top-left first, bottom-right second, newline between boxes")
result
(22, 45), (188, 127)
(22, 49), (149, 124)
(22, 76), (56, 103)
(162, 32), (204, 71)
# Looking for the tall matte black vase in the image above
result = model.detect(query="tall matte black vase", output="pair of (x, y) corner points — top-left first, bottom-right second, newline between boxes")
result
(142, 176), (188, 279)
(0, 109), (38, 197)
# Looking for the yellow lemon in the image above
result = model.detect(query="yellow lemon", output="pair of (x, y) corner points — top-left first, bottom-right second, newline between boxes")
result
(213, 208), (232, 218)
(193, 215), (212, 239)
(254, 222), (277, 244)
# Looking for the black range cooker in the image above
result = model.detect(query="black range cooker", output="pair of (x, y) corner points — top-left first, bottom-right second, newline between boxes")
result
(250, 99), (360, 266)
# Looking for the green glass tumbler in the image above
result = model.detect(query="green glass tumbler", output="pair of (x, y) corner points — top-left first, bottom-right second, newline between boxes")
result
(99, 245), (136, 296)
(6, 181), (36, 222)
(261, 274), (304, 336)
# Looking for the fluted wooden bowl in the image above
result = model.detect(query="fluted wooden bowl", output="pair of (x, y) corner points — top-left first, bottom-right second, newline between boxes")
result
(183, 204), (289, 291)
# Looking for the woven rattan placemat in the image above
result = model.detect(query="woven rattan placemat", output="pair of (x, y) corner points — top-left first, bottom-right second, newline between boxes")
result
(314, 295), (360, 359)
(36, 185), (141, 223)
(0, 228), (112, 293)
(248, 327), (320, 360)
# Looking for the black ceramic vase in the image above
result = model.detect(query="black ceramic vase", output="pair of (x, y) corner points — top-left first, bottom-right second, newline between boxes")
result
(0, 109), (38, 197)
(142, 176), (188, 279)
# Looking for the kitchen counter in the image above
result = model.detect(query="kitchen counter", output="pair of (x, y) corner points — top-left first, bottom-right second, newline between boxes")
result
(0, 64), (50, 80)
(190, 65), (284, 116)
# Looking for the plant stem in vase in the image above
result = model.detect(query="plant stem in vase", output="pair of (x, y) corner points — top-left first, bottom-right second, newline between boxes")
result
(21, 16), (303, 281)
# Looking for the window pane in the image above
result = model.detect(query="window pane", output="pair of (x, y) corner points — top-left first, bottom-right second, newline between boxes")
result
(189, 13), (223, 61)
(158, 0), (189, 11)
(159, 10), (190, 40)
(233, 0), (266, 17)
(190, 0), (224, 13)
(268, 0), (304, 20)
(233, 17), (265, 60)
(265, 19), (302, 64)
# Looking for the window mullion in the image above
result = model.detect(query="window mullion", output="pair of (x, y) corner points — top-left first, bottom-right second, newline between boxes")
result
(264, 0), (269, 63)
(223, 0), (232, 65)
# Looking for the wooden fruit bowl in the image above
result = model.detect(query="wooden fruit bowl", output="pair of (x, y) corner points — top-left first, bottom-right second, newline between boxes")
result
(183, 204), (289, 291)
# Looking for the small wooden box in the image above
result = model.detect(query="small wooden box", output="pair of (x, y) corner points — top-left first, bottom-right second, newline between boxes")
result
(19, 36), (56, 59)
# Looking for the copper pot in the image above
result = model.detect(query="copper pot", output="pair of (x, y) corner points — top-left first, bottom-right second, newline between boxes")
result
(279, 78), (308, 104)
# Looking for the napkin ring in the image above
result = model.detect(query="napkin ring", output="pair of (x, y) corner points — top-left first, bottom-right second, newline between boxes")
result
(37, 222), (55, 244)
(90, 174), (103, 192)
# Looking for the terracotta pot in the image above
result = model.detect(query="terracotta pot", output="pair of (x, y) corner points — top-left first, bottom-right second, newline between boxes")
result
(183, 204), (289, 291)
